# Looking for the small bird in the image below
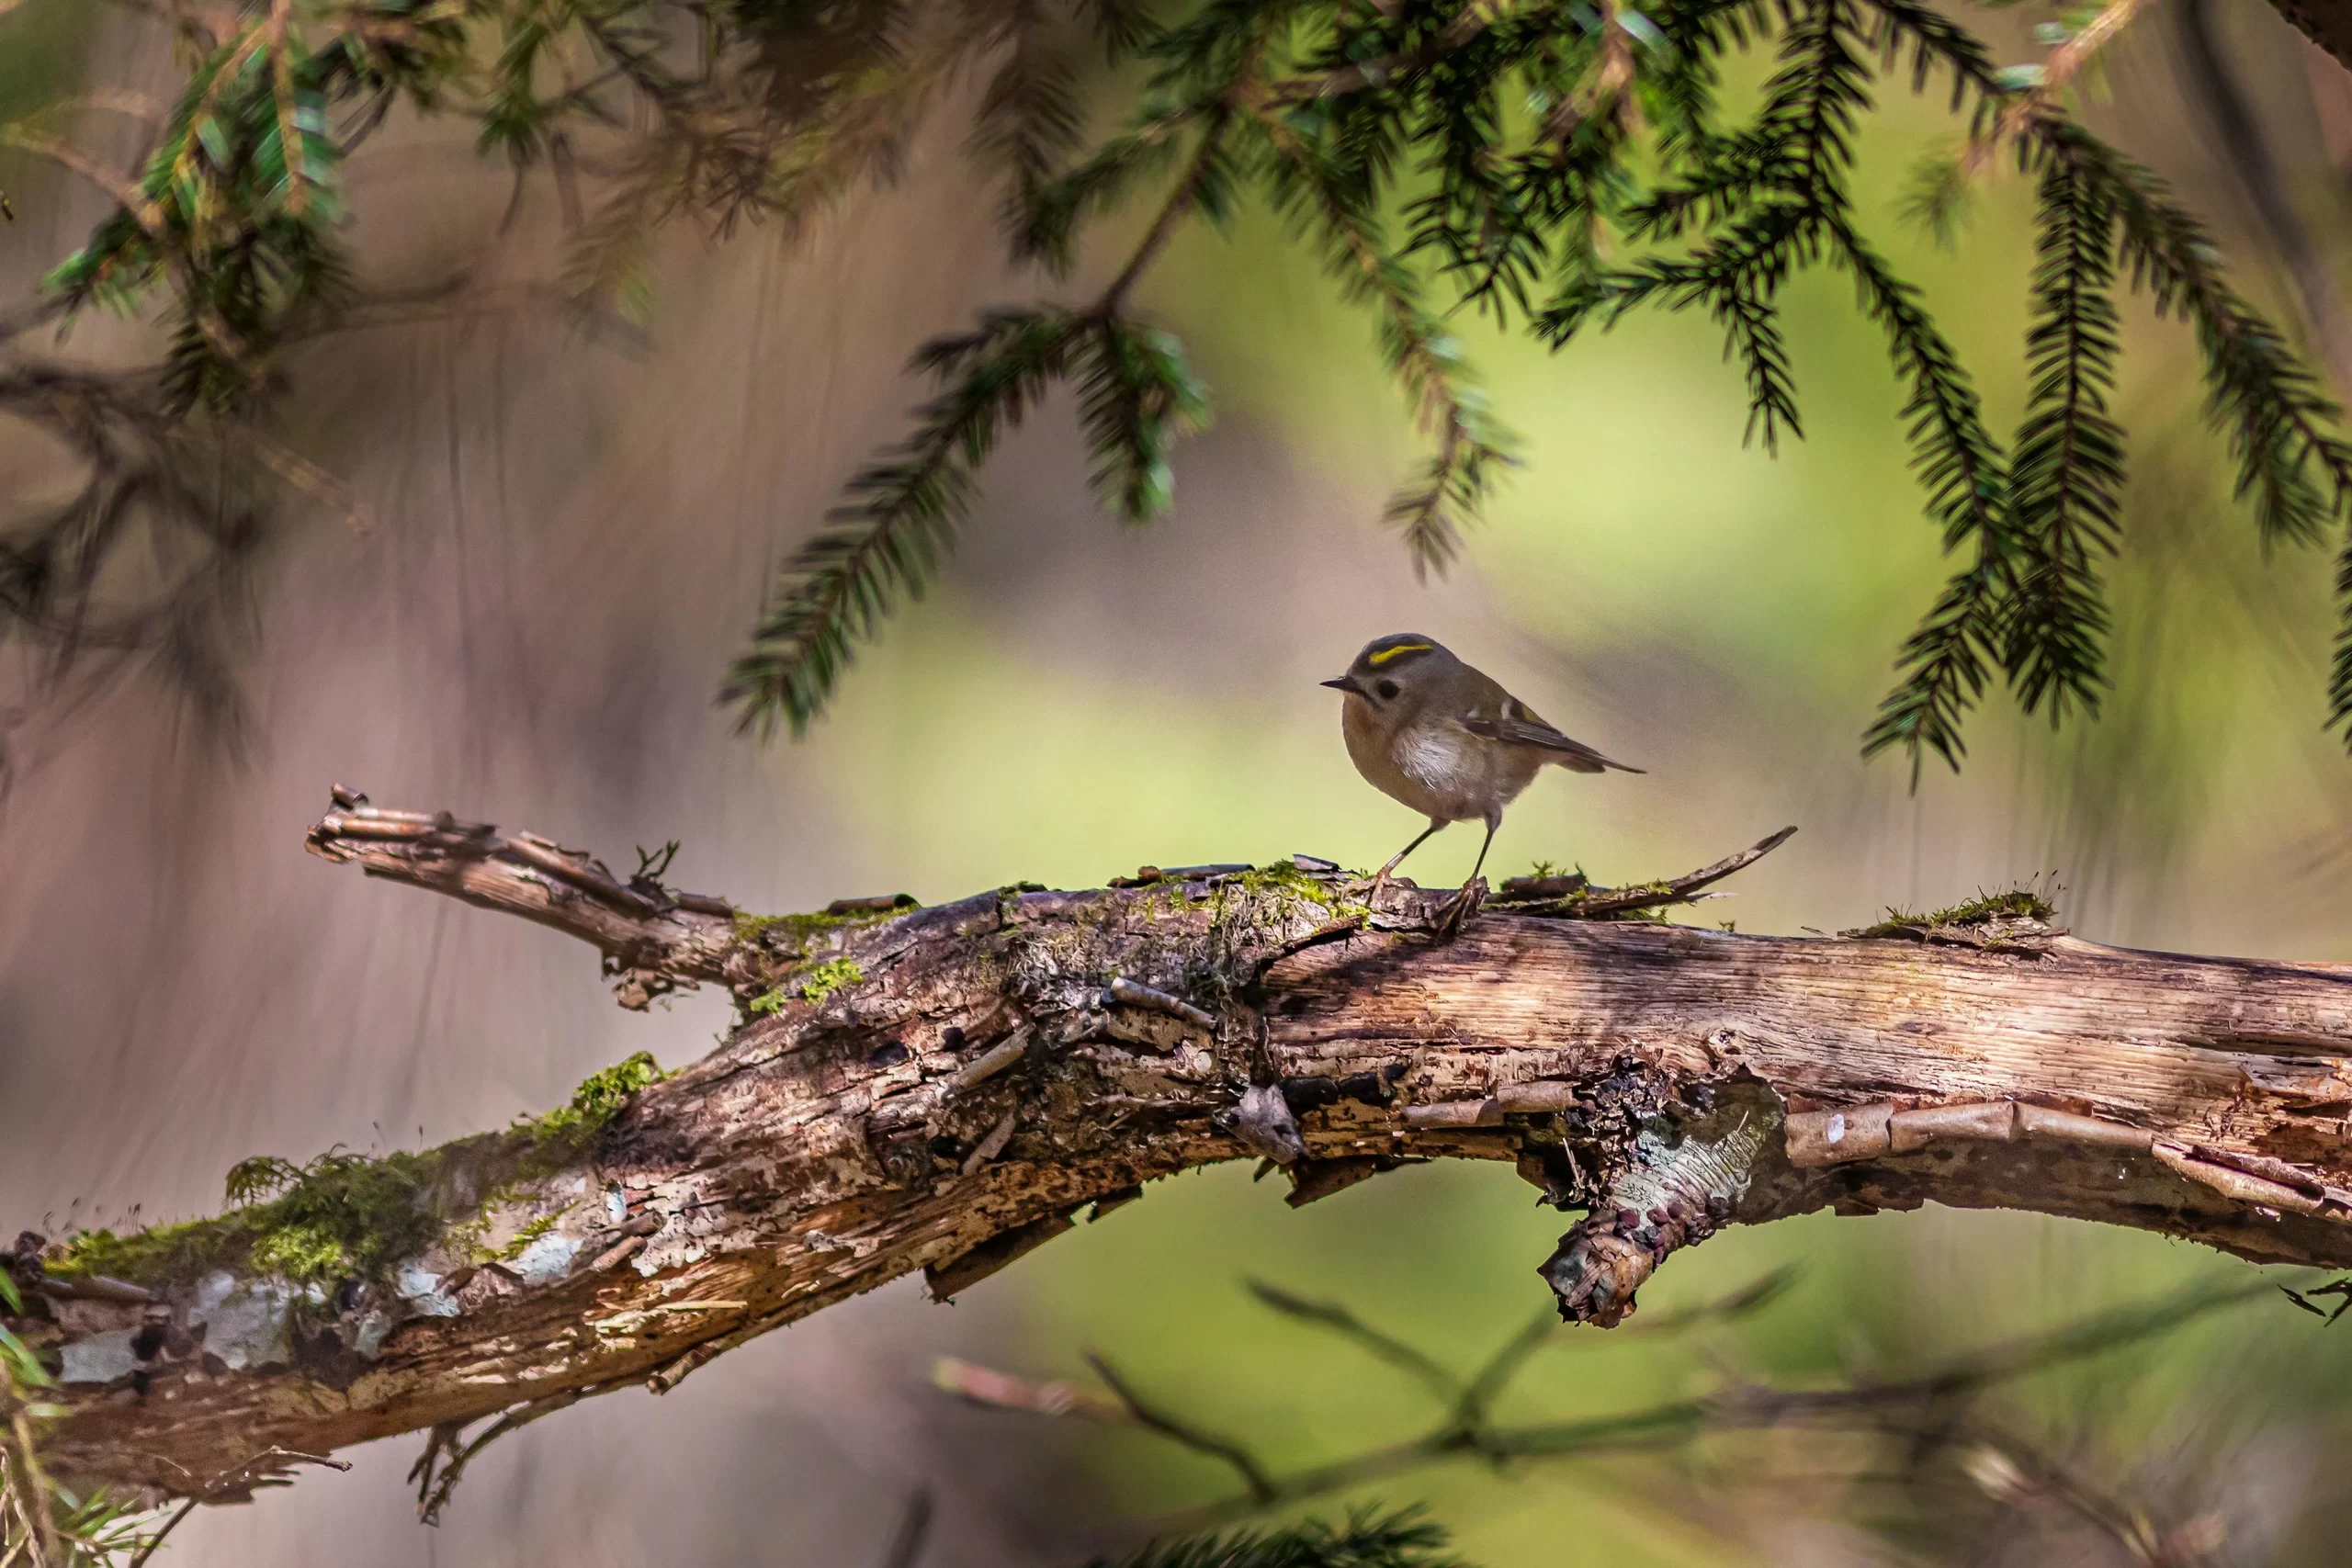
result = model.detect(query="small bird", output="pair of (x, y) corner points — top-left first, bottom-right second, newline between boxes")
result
(1322, 633), (1642, 901)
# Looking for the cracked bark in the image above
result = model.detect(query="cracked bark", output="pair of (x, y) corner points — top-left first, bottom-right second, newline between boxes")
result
(15, 792), (2352, 1499)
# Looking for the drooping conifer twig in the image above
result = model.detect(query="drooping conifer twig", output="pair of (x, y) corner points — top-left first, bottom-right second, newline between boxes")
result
(723, 6), (1261, 735)
(13, 0), (2352, 774)
(1102, 1510), (1467, 1568)
(2033, 118), (2352, 612)
(1255, 110), (1515, 576)
(2001, 151), (2124, 722)
(1834, 209), (2019, 772)
(718, 306), (1092, 737)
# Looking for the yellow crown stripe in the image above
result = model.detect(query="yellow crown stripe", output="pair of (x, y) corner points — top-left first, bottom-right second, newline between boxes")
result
(1366, 641), (1432, 666)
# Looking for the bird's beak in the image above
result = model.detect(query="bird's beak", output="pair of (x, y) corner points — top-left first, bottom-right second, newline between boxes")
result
(1320, 676), (1362, 694)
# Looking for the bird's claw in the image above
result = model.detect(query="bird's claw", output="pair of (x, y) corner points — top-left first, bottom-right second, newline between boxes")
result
(1432, 878), (1487, 942)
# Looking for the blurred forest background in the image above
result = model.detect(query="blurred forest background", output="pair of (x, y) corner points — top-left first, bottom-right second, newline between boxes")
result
(7, 1), (2352, 1564)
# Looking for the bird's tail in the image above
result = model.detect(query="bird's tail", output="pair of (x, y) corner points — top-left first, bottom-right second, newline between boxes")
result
(1553, 750), (1644, 775)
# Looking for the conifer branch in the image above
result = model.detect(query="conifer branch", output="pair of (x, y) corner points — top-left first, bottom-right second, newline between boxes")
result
(1012, 105), (1198, 275)
(1259, 108), (1515, 576)
(15, 0), (2352, 775)
(2002, 151), (2123, 722)
(969, 0), (1088, 196)
(2334, 538), (2352, 742)
(1835, 212), (2014, 773)
(2046, 120), (2352, 550)
(1264, 0), (1518, 106)
(1098, 1511), (1463, 1568)
(722, 3), (1283, 733)
(720, 310), (1089, 736)
(1096, 109), (1244, 313)
(1075, 316), (1211, 523)
(1544, 203), (1814, 453)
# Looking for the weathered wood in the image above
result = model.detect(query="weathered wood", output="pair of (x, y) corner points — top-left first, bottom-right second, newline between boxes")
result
(14, 795), (2352, 1500)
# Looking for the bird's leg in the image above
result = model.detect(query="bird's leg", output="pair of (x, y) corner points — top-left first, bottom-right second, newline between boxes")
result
(1369, 819), (1446, 900)
(1464, 815), (1498, 890)
(1435, 816), (1500, 942)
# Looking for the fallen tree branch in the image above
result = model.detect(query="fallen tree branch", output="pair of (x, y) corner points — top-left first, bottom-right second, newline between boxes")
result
(13, 792), (2352, 1505)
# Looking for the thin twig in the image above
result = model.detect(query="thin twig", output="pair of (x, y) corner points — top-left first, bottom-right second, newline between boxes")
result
(266, 0), (307, 217)
(242, 427), (373, 534)
(127, 1449), (348, 1565)
(1537, 0), (1637, 148)
(1086, 1353), (1280, 1504)
(1264, 0), (1518, 105)
(121, 1500), (198, 1568)
(1244, 1280), (1461, 1407)
(413, 1392), (583, 1524)
(1962, 0), (2155, 176)
(1492, 826), (1798, 917)
(1452, 1307), (1556, 1427)
(1093, 18), (1278, 315)
(1095, 112), (1236, 314)
(0, 129), (164, 233)
(949, 1274), (2263, 1534)
(2174, 0), (2352, 398)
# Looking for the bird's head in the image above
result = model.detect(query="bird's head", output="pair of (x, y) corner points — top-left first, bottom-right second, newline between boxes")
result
(1320, 634), (1451, 709)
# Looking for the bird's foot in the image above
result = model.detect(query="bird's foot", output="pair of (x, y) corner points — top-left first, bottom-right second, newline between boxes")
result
(1433, 878), (1487, 942)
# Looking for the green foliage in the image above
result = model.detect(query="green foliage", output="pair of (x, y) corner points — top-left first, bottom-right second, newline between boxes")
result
(220, 1148), (441, 1285)
(2004, 146), (2123, 722)
(42, 1052), (665, 1295)
(714, 0), (2352, 760)
(524, 1050), (669, 1145)
(720, 305), (1086, 736)
(720, 305), (1206, 735)
(44, 1), (468, 411)
(1855, 883), (2057, 936)
(796, 956), (865, 1004)
(25, 0), (2352, 773)
(51, 1147), (436, 1290)
(1096, 1510), (1463, 1568)
(485, 1211), (560, 1263)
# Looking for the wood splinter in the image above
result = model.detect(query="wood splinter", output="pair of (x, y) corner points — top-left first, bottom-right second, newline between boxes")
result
(1103, 977), (1217, 1029)
(1786, 1099), (2161, 1167)
(1404, 1099), (1503, 1128)
(943, 1030), (1033, 1096)
(2152, 1144), (2352, 1221)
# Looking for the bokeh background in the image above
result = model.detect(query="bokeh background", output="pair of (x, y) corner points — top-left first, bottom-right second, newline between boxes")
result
(6, 1), (2352, 1563)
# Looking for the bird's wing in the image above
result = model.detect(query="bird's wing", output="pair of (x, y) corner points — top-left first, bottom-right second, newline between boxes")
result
(1462, 700), (1645, 774)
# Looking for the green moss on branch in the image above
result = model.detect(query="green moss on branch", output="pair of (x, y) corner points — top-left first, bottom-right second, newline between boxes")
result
(48, 1052), (669, 1292)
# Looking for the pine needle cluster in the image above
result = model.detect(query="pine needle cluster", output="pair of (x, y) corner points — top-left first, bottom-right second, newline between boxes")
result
(719, 0), (2352, 768)
(15, 0), (2352, 772)
(1093, 1510), (1464, 1568)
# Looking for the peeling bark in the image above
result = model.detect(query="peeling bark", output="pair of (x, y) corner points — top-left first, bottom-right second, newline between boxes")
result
(14, 794), (2352, 1499)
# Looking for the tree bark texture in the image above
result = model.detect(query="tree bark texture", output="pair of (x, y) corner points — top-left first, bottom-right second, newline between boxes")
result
(15, 792), (2352, 1499)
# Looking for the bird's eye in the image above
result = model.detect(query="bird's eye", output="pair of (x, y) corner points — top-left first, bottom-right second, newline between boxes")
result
(1375, 680), (1401, 701)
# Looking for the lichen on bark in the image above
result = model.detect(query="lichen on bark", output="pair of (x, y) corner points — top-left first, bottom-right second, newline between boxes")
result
(15, 799), (2352, 1501)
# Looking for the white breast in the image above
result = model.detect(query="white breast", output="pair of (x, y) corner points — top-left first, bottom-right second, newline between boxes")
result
(1397, 725), (1479, 797)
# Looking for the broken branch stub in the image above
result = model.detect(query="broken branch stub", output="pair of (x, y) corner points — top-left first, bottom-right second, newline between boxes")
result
(14, 794), (2352, 1497)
